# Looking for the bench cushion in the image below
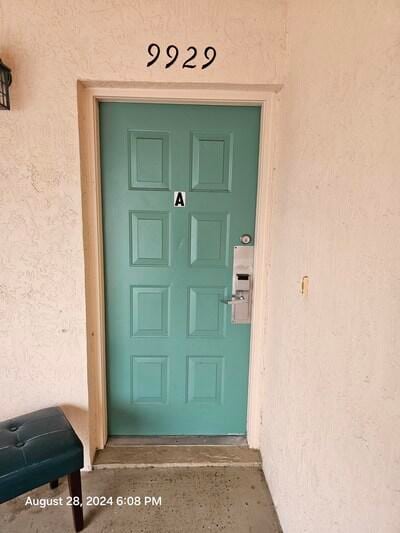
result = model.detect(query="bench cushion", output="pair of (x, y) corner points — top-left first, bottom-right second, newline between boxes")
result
(0, 407), (83, 503)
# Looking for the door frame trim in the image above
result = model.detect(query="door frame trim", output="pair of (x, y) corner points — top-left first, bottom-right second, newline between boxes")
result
(77, 82), (281, 463)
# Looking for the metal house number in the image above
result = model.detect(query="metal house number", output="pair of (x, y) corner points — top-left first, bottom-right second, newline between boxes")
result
(146, 44), (217, 69)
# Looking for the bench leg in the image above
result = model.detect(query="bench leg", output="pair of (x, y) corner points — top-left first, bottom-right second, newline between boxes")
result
(68, 470), (84, 532)
(49, 479), (59, 489)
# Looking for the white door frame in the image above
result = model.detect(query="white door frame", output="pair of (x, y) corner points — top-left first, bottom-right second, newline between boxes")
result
(77, 81), (280, 464)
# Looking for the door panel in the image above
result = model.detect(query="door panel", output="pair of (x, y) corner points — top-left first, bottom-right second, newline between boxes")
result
(100, 103), (260, 435)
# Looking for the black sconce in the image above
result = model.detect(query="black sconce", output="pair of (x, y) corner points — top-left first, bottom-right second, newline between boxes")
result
(0, 59), (12, 110)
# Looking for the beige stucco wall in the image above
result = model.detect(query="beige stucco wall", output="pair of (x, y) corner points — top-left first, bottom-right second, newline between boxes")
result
(261, 1), (400, 532)
(0, 1), (286, 464)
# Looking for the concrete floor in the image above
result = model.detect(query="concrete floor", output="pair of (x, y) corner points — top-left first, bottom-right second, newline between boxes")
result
(0, 467), (282, 533)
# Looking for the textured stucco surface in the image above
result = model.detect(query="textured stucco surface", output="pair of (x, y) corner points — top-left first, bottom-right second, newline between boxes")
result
(0, 1), (286, 464)
(260, 1), (400, 532)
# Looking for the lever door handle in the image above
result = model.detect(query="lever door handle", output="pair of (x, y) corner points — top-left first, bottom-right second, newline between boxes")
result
(221, 295), (245, 305)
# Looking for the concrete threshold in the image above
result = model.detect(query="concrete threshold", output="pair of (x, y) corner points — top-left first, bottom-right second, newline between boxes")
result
(107, 435), (248, 446)
(93, 445), (261, 469)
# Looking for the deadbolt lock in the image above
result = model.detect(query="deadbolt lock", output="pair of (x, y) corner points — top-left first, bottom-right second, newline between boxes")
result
(240, 234), (252, 245)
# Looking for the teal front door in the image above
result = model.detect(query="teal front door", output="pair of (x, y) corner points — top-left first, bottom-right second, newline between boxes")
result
(100, 103), (260, 435)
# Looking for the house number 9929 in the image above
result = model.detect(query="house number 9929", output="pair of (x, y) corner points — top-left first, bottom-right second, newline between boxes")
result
(146, 44), (217, 69)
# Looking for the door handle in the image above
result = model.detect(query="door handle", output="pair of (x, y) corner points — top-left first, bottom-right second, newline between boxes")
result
(221, 295), (245, 305)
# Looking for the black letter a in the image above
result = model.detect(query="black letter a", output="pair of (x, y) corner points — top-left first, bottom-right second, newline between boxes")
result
(174, 192), (185, 207)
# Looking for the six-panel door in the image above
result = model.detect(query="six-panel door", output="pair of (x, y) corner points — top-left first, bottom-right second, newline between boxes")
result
(100, 103), (260, 435)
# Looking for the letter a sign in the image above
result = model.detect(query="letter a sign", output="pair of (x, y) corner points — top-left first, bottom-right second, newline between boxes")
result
(174, 191), (186, 208)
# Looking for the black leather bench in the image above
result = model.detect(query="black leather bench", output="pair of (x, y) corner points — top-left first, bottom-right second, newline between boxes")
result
(0, 406), (84, 531)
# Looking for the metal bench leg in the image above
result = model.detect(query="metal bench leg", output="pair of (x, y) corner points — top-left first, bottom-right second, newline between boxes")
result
(68, 470), (84, 532)
(49, 479), (59, 489)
